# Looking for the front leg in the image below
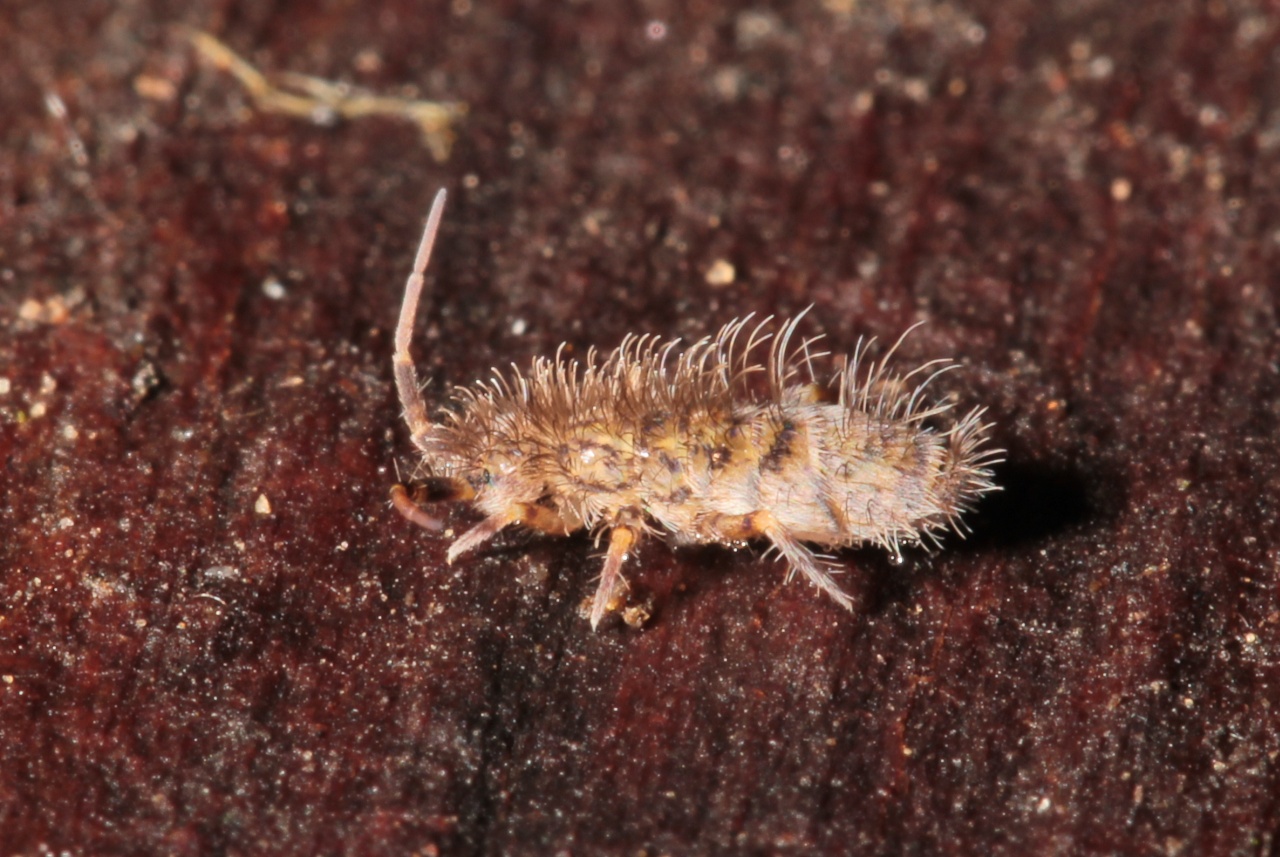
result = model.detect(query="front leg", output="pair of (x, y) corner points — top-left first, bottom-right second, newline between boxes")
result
(390, 477), (476, 532)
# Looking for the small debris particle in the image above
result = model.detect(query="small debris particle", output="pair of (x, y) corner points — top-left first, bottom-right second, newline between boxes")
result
(203, 565), (241, 581)
(0, 377), (9, 395)
(622, 596), (654, 629)
(188, 29), (466, 161)
(262, 277), (287, 300)
(131, 362), (161, 400)
(735, 10), (780, 48)
(903, 77), (930, 102)
(134, 74), (177, 101)
(19, 296), (72, 325)
(1111, 177), (1133, 201)
(29, 402), (47, 419)
(704, 258), (736, 287)
(353, 48), (382, 74)
(255, 494), (273, 515)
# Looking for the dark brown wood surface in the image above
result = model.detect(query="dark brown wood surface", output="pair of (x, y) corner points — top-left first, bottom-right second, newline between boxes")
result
(3, 1), (1279, 854)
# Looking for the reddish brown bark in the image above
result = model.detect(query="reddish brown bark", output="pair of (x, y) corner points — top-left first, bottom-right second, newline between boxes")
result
(2, 1), (1278, 853)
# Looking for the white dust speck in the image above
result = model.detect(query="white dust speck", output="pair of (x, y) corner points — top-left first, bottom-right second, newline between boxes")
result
(262, 277), (286, 300)
(203, 565), (241, 581)
(704, 259), (736, 287)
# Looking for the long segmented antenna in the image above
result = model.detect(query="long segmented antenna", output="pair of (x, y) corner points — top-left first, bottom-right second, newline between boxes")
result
(394, 188), (448, 442)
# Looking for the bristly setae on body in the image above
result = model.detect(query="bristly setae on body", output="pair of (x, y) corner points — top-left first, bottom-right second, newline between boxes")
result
(391, 189), (1001, 629)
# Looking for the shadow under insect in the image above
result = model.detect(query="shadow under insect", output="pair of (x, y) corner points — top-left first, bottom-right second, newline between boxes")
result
(960, 461), (1100, 550)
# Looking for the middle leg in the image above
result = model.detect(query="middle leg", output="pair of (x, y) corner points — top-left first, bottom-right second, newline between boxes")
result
(589, 511), (643, 630)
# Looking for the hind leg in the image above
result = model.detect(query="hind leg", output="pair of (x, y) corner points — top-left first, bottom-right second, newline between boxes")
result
(762, 523), (854, 611)
(703, 510), (854, 611)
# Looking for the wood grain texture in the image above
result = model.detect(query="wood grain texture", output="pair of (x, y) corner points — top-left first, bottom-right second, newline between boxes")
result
(2, 1), (1278, 853)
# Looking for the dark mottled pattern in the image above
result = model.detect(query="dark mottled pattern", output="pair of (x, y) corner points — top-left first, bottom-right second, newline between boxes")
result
(3, 0), (1280, 854)
(760, 417), (798, 474)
